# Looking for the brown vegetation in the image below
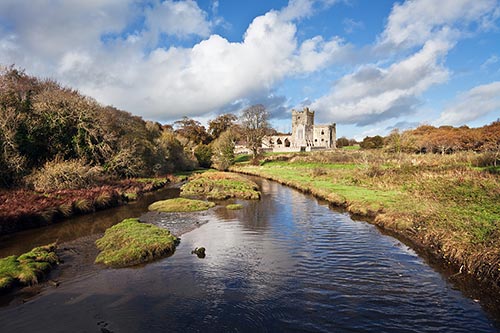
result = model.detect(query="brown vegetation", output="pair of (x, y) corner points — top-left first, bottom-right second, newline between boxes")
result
(0, 178), (170, 235)
(0, 66), (195, 189)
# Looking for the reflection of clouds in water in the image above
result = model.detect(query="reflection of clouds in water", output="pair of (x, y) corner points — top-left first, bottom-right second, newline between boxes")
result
(183, 214), (296, 303)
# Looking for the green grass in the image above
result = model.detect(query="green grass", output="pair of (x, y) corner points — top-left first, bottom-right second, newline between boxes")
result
(234, 154), (251, 163)
(231, 150), (500, 283)
(95, 218), (178, 267)
(124, 192), (138, 201)
(148, 198), (216, 212)
(181, 171), (261, 200)
(0, 243), (58, 293)
(226, 204), (243, 210)
(342, 145), (361, 150)
(136, 177), (168, 187)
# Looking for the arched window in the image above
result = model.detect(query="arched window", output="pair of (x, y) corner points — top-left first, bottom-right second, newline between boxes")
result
(321, 130), (324, 135)
(277, 138), (282, 145)
(285, 138), (291, 147)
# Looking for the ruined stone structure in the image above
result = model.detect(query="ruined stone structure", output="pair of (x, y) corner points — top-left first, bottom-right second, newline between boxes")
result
(263, 107), (336, 152)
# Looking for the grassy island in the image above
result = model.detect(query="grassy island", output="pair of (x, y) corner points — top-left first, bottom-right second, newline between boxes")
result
(0, 243), (58, 293)
(231, 150), (500, 285)
(181, 171), (261, 200)
(95, 218), (178, 267)
(226, 204), (243, 210)
(148, 197), (216, 212)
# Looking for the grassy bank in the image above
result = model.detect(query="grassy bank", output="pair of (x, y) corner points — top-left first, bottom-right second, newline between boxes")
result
(0, 243), (58, 293)
(0, 177), (171, 236)
(181, 171), (261, 200)
(95, 218), (178, 267)
(231, 150), (500, 285)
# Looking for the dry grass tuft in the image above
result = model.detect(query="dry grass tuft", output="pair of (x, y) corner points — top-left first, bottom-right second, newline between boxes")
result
(27, 159), (102, 192)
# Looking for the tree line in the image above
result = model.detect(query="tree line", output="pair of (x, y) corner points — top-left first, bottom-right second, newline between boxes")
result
(337, 122), (499, 158)
(0, 66), (269, 189)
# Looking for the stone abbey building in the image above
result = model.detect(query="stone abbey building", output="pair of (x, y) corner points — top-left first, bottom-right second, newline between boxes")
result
(263, 107), (336, 152)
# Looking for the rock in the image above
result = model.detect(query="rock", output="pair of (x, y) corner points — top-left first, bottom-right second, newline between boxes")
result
(191, 247), (206, 258)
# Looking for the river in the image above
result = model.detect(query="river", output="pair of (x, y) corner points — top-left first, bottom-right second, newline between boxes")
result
(0, 177), (499, 332)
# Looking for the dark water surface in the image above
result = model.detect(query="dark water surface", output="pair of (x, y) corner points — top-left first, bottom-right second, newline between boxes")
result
(0, 178), (499, 332)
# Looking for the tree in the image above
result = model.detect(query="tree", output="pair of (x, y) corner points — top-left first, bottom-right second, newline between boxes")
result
(174, 117), (211, 145)
(211, 130), (235, 171)
(240, 104), (270, 159)
(208, 113), (237, 139)
(384, 129), (417, 153)
(194, 144), (213, 168)
(360, 135), (384, 149)
(336, 137), (349, 148)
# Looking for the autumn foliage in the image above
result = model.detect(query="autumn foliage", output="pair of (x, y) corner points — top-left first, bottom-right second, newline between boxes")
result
(357, 123), (500, 166)
(0, 66), (193, 188)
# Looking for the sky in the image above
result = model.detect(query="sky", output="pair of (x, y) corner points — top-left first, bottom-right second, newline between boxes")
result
(0, 0), (499, 139)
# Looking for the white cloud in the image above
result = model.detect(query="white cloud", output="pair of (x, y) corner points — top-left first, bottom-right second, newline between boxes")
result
(481, 55), (499, 70)
(2, 0), (497, 132)
(312, 38), (451, 125)
(378, 0), (498, 50)
(0, 0), (349, 122)
(343, 18), (364, 34)
(279, 0), (339, 21)
(311, 0), (499, 127)
(436, 81), (500, 125)
(145, 0), (211, 42)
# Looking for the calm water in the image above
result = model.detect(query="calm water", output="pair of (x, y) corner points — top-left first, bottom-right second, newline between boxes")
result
(0, 178), (498, 332)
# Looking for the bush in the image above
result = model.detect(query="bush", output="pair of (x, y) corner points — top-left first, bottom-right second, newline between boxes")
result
(336, 137), (349, 148)
(212, 130), (235, 171)
(28, 159), (102, 192)
(194, 144), (213, 168)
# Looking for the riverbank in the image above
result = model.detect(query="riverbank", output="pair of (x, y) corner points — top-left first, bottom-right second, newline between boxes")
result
(230, 150), (500, 286)
(0, 177), (176, 236)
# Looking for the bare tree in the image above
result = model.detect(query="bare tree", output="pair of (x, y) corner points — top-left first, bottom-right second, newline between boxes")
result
(240, 104), (270, 159)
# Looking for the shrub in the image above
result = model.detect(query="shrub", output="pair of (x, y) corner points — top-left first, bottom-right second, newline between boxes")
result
(194, 144), (213, 168)
(212, 130), (235, 171)
(28, 159), (102, 192)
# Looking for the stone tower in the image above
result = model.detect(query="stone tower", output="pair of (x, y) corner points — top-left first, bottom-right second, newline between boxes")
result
(292, 107), (314, 147)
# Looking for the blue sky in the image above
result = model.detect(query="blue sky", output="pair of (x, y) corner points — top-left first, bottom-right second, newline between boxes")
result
(0, 0), (499, 139)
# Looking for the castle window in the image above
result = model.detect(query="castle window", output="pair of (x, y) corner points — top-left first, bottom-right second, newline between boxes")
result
(314, 139), (317, 142)
(277, 138), (282, 145)
(321, 130), (324, 135)
(321, 138), (324, 142)
(284, 138), (291, 147)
